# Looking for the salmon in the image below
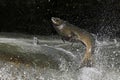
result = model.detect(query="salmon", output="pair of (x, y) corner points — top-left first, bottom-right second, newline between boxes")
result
(51, 17), (95, 68)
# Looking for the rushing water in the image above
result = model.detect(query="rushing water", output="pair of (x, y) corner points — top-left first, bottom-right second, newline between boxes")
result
(0, 33), (120, 80)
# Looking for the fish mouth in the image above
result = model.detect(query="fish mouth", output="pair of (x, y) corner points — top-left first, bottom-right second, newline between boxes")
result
(51, 17), (64, 26)
(51, 17), (57, 24)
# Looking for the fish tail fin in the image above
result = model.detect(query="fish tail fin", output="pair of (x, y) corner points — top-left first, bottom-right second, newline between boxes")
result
(79, 54), (94, 69)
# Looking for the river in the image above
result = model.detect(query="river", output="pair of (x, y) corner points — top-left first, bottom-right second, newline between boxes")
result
(0, 32), (119, 80)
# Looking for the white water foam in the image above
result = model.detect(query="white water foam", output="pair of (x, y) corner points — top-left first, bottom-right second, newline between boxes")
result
(78, 67), (103, 80)
(0, 35), (120, 80)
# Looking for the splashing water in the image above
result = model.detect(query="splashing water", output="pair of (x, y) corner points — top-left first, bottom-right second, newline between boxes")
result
(0, 33), (120, 80)
(33, 37), (38, 46)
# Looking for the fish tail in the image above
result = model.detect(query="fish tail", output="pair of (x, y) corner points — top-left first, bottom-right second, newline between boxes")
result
(77, 54), (94, 70)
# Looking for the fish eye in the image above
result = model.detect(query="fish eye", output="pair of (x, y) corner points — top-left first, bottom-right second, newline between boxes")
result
(55, 18), (60, 22)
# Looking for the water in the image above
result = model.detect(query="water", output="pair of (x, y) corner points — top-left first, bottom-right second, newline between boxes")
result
(0, 33), (120, 80)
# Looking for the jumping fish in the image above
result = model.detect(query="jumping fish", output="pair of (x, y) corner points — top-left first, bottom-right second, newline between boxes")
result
(51, 17), (95, 68)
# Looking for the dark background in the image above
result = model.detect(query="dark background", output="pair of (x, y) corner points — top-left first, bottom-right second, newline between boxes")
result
(0, 0), (120, 38)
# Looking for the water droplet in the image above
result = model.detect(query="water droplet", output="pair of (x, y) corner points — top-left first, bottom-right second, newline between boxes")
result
(76, 49), (79, 51)
(111, 57), (115, 60)
(113, 51), (116, 54)
(37, 6), (39, 9)
(48, 0), (50, 2)
(115, 53), (118, 56)
(33, 37), (38, 46)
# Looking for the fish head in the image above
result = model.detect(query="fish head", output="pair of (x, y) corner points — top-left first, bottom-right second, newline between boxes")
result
(51, 17), (66, 35)
(51, 17), (72, 40)
(51, 17), (64, 26)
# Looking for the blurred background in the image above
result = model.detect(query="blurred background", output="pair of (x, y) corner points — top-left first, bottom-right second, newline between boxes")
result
(0, 0), (120, 38)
